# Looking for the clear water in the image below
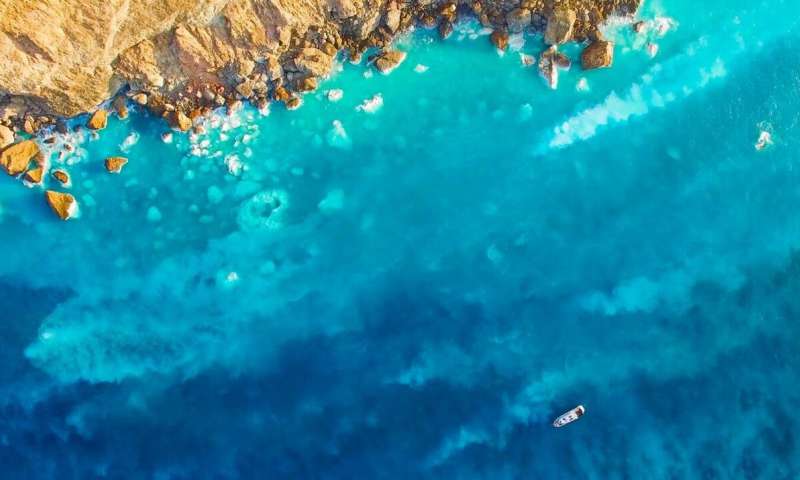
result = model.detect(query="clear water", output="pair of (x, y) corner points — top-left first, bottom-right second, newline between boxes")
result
(2, 0), (800, 477)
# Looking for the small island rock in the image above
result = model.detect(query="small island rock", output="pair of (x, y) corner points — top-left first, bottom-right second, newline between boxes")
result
(52, 169), (70, 184)
(45, 190), (76, 220)
(169, 111), (192, 131)
(113, 97), (129, 119)
(87, 109), (108, 130)
(105, 156), (128, 173)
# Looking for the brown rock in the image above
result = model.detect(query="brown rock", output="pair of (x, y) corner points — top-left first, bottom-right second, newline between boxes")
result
(131, 93), (148, 105)
(45, 190), (76, 220)
(0, 140), (40, 175)
(290, 48), (334, 77)
(286, 97), (301, 110)
(545, 8), (576, 45)
(0, 124), (13, 149)
(273, 86), (291, 102)
(113, 97), (129, 119)
(439, 20), (454, 40)
(87, 109), (108, 130)
(506, 8), (531, 33)
(372, 50), (406, 74)
(52, 169), (70, 184)
(384, 9), (401, 33)
(105, 156), (128, 173)
(581, 40), (614, 70)
(169, 111), (192, 131)
(296, 76), (318, 92)
(24, 167), (43, 184)
(490, 30), (509, 51)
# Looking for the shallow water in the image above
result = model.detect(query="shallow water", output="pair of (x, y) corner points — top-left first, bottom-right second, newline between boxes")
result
(2, 0), (800, 477)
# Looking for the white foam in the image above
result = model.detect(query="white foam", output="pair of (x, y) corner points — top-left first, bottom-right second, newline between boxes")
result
(327, 120), (352, 149)
(755, 129), (773, 151)
(120, 132), (140, 152)
(414, 64), (429, 73)
(326, 89), (344, 102)
(225, 154), (244, 176)
(576, 77), (590, 92)
(161, 132), (173, 144)
(356, 94), (383, 114)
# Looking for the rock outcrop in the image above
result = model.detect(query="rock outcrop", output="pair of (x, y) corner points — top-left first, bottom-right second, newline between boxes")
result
(371, 50), (406, 74)
(0, 125), (13, 148)
(0, 139), (40, 175)
(87, 109), (108, 130)
(45, 190), (76, 220)
(544, 8), (576, 45)
(0, 0), (641, 128)
(582, 39), (614, 69)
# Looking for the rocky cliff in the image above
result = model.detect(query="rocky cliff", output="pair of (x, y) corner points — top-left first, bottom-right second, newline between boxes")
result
(0, 0), (640, 130)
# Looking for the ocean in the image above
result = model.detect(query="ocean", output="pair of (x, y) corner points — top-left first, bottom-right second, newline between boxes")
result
(2, 0), (800, 477)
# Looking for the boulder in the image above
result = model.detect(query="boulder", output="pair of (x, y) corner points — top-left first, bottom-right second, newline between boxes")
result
(87, 109), (108, 130)
(273, 86), (291, 102)
(0, 140), (40, 175)
(506, 8), (531, 33)
(131, 93), (148, 105)
(490, 30), (509, 51)
(0, 124), (13, 149)
(372, 50), (406, 74)
(105, 156), (128, 173)
(581, 40), (614, 69)
(169, 111), (193, 131)
(538, 48), (558, 90)
(330, 0), (358, 19)
(45, 190), (76, 220)
(384, 8), (401, 32)
(52, 169), (70, 184)
(24, 167), (43, 184)
(544, 8), (576, 45)
(290, 48), (334, 77)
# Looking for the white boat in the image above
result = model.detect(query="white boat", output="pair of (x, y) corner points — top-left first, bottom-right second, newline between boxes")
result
(552, 405), (585, 428)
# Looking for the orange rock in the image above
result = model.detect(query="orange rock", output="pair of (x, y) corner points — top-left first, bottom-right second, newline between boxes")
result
(87, 109), (108, 130)
(0, 139), (40, 175)
(581, 40), (614, 70)
(45, 190), (76, 220)
(24, 167), (43, 184)
(52, 169), (70, 184)
(168, 111), (192, 131)
(105, 156), (128, 173)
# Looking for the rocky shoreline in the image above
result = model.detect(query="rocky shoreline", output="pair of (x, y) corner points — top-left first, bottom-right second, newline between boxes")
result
(0, 0), (642, 219)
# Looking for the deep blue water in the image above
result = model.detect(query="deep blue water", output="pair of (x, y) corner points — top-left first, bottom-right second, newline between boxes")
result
(2, 0), (800, 477)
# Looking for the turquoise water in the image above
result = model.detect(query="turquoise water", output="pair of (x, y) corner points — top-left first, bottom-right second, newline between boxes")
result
(2, 0), (800, 477)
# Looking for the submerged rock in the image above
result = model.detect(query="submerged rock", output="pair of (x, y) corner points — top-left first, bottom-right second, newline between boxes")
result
(87, 109), (108, 130)
(45, 190), (76, 220)
(545, 8), (576, 45)
(0, 139), (40, 176)
(581, 40), (614, 69)
(0, 124), (13, 149)
(105, 156), (128, 173)
(372, 50), (406, 74)
(52, 169), (70, 184)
